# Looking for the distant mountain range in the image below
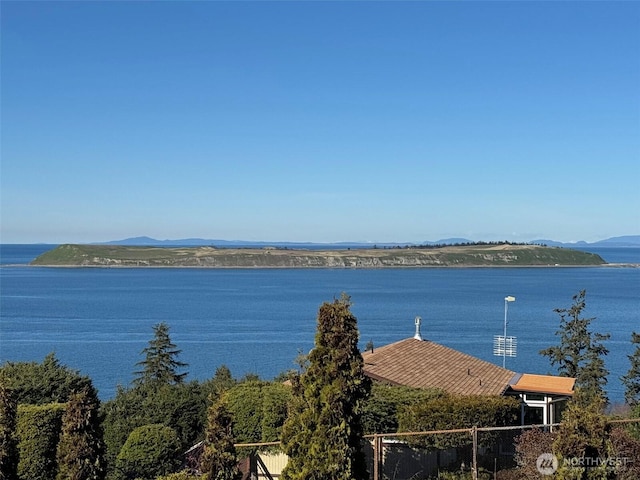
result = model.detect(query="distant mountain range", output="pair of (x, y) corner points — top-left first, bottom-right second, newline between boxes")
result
(100, 235), (640, 248)
(529, 235), (640, 248)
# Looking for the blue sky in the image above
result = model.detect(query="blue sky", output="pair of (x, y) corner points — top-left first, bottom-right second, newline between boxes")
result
(1, 1), (639, 244)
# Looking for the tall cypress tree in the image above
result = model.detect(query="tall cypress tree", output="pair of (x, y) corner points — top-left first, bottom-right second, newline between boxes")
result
(621, 332), (640, 407)
(281, 294), (371, 480)
(199, 395), (241, 480)
(540, 290), (610, 404)
(133, 322), (188, 386)
(56, 386), (106, 480)
(0, 377), (18, 480)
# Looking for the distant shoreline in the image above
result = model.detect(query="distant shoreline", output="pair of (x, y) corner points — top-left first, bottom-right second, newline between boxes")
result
(7, 261), (640, 269)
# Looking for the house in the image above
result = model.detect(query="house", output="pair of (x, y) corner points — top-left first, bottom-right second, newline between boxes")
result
(361, 317), (574, 426)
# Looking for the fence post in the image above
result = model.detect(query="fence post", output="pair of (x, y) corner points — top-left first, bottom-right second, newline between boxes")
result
(372, 434), (381, 480)
(472, 426), (478, 480)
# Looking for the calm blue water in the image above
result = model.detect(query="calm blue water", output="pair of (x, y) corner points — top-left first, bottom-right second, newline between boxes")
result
(1, 244), (638, 402)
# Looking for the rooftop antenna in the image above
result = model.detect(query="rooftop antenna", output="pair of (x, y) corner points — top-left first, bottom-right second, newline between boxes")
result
(414, 316), (423, 341)
(493, 296), (517, 368)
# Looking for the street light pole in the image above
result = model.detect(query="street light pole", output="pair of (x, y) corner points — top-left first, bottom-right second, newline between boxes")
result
(503, 296), (515, 368)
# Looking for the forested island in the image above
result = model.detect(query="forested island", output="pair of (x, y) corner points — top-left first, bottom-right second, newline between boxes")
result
(30, 243), (606, 267)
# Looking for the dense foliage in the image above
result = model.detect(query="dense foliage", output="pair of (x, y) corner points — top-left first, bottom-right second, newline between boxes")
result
(361, 383), (446, 434)
(101, 382), (206, 477)
(133, 323), (188, 386)
(608, 426), (640, 480)
(56, 386), (106, 480)
(553, 396), (610, 478)
(540, 290), (610, 404)
(0, 378), (18, 480)
(225, 380), (290, 444)
(0, 353), (93, 405)
(200, 396), (241, 480)
(3, 299), (638, 479)
(202, 365), (237, 398)
(513, 428), (557, 480)
(156, 472), (201, 480)
(114, 424), (181, 480)
(513, 399), (640, 480)
(102, 323), (205, 477)
(16, 403), (66, 480)
(398, 394), (520, 449)
(281, 294), (371, 480)
(621, 331), (640, 407)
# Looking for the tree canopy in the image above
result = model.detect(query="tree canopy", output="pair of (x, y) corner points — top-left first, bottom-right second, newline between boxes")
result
(200, 395), (241, 480)
(0, 377), (18, 479)
(540, 290), (610, 404)
(133, 323), (188, 386)
(281, 294), (371, 480)
(621, 331), (640, 407)
(56, 386), (106, 480)
(101, 381), (206, 475)
(0, 353), (94, 405)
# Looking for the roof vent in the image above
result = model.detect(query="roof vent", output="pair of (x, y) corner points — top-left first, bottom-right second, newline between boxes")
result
(414, 316), (423, 341)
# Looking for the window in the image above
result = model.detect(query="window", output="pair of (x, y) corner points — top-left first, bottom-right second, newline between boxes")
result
(524, 393), (544, 401)
(523, 405), (544, 425)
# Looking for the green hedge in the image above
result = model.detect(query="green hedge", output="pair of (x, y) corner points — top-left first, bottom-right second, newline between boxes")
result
(115, 424), (181, 480)
(362, 383), (446, 434)
(17, 403), (66, 480)
(398, 394), (520, 450)
(225, 381), (291, 443)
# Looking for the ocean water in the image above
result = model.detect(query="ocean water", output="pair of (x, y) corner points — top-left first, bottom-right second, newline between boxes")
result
(0, 244), (638, 402)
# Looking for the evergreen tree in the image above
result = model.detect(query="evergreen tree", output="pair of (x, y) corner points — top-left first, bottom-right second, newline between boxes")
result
(540, 290), (610, 404)
(56, 386), (106, 480)
(133, 323), (188, 386)
(16, 403), (65, 480)
(199, 395), (241, 480)
(0, 377), (18, 480)
(0, 353), (93, 405)
(101, 382), (206, 475)
(280, 294), (371, 480)
(207, 365), (236, 397)
(621, 332), (640, 407)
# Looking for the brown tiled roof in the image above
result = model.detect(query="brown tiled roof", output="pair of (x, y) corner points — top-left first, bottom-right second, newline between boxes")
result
(362, 338), (517, 396)
(509, 373), (575, 396)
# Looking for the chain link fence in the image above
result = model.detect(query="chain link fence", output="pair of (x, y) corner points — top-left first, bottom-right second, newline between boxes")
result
(233, 417), (640, 480)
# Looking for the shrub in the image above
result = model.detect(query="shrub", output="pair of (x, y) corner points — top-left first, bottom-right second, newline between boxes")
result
(200, 396), (241, 480)
(361, 383), (445, 434)
(16, 403), (66, 480)
(513, 428), (556, 479)
(0, 378), (18, 480)
(397, 394), (520, 450)
(224, 381), (291, 444)
(607, 427), (640, 480)
(260, 382), (290, 443)
(224, 382), (263, 444)
(156, 471), (201, 480)
(56, 387), (106, 480)
(101, 382), (206, 474)
(114, 424), (181, 480)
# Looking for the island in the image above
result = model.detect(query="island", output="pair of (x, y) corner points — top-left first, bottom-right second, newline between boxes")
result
(30, 243), (606, 268)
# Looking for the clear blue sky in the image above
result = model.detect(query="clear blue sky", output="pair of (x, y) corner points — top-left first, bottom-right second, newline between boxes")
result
(1, 1), (639, 244)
